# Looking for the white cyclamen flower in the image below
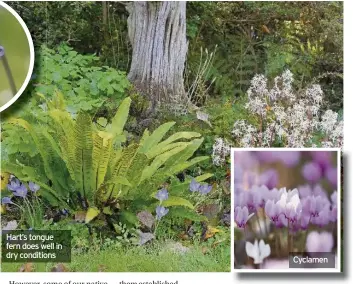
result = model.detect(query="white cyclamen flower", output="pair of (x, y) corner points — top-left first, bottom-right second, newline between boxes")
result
(246, 239), (271, 264)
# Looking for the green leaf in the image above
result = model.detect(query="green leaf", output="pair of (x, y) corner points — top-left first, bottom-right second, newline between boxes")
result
(168, 207), (207, 222)
(120, 211), (139, 225)
(110, 97), (131, 136)
(103, 206), (113, 215)
(161, 196), (194, 209)
(85, 207), (100, 223)
(139, 145), (188, 183)
(138, 122), (176, 154)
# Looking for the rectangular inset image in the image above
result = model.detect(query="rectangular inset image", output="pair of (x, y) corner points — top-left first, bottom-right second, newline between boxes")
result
(232, 149), (341, 272)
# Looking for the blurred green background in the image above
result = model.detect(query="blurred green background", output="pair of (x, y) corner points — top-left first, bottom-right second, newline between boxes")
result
(0, 5), (31, 108)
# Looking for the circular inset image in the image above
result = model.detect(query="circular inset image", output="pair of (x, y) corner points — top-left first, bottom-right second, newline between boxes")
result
(0, 2), (34, 112)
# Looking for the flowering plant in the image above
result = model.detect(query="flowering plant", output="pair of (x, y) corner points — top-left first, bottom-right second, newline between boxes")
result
(2, 178), (44, 229)
(232, 70), (343, 148)
(233, 150), (339, 269)
(211, 71), (343, 167)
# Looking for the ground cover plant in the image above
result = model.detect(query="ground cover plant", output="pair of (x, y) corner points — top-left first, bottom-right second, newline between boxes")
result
(233, 150), (339, 269)
(1, 1), (342, 272)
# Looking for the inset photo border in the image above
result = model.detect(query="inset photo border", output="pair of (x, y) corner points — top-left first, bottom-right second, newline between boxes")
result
(231, 148), (341, 273)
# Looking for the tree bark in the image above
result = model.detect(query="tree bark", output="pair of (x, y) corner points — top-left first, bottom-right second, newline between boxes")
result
(125, 1), (188, 104)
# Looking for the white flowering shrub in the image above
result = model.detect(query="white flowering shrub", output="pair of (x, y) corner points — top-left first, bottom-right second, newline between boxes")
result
(212, 137), (231, 166)
(231, 70), (343, 148)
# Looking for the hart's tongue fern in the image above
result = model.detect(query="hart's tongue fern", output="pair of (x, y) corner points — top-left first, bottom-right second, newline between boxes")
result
(0, 45), (17, 95)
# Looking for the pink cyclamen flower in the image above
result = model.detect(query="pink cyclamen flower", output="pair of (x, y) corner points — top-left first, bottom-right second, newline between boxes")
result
(237, 190), (261, 213)
(306, 231), (334, 256)
(264, 200), (286, 228)
(234, 206), (254, 229)
(254, 151), (279, 163)
(325, 166), (338, 187)
(259, 169), (279, 189)
(277, 151), (301, 167)
(310, 151), (332, 171)
(302, 162), (322, 183)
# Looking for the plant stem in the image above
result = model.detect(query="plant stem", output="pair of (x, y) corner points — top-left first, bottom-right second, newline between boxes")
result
(287, 219), (290, 254)
(1, 54), (17, 95)
(255, 213), (263, 237)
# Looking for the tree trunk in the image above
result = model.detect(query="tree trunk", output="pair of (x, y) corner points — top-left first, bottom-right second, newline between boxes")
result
(125, 1), (188, 104)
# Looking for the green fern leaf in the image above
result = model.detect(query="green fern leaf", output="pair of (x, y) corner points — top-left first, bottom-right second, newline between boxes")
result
(138, 122), (176, 154)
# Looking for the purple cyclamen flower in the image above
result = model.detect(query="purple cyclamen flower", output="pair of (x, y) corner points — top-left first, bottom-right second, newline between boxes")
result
(238, 190), (261, 213)
(312, 184), (329, 201)
(189, 179), (201, 192)
(310, 151), (332, 171)
(311, 203), (331, 227)
(199, 184), (212, 195)
(306, 231), (334, 256)
(155, 188), (169, 201)
(255, 185), (270, 208)
(302, 195), (327, 218)
(301, 162), (322, 183)
(156, 206), (169, 220)
(265, 200), (286, 228)
(259, 169), (278, 189)
(254, 151), (279, 163)
(298, 184), (312, 199)
(277, 151), (301, 167)
(1, 197), (13, 204)
(298, 212), (311, 230)
(234, 152), (259, 170)
(28, 181), (40, 193)
(325, 166), (338, 187)
(12, 184), (28, 198)
(233, 164), (244, 184)
(234, 206), (253, 229)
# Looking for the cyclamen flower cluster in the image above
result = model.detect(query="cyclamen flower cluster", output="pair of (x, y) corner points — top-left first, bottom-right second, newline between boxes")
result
(235, 186), (337, 232)
(233, 151), (338, 231)
(231, 70), (343, 148)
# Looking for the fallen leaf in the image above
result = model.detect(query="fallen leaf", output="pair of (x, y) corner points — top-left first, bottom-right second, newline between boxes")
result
(212, 238), (226, 248)
(51, 263), (69, 272)
(201, 247), (209, 254)
(178, 233), (189, 240)
(74, 211), (86, 223)
(196, 111), (212, 127)
(203, 226), (222, 240)
(201, 203), (220, 220)
(19, 263), (34, 272)
(138, 231), (155, 245)
(262, 24), (270, 34)
(137, 210), (155, 229)
(98, 264), (107, 272)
